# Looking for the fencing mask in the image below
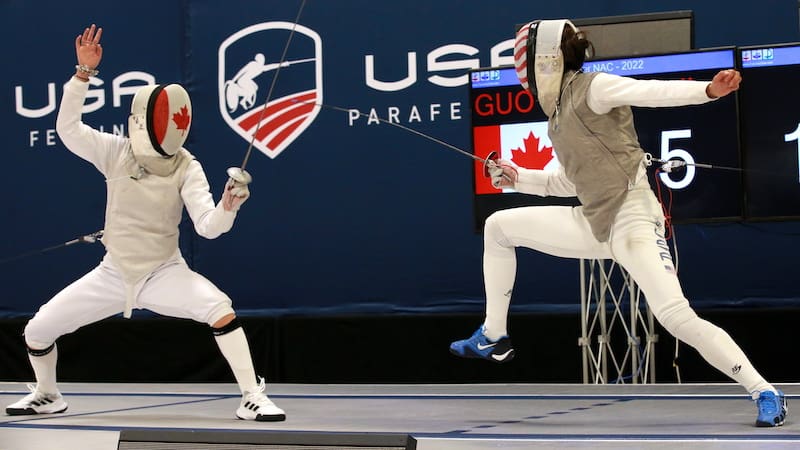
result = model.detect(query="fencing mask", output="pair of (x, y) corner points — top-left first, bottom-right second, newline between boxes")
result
(514, 19), (578, 117)
(128, 84), (192, 176)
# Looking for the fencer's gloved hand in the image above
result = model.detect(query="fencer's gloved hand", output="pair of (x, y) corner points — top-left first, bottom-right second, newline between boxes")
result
(487, 159), (519, 189)
(223, 167), (252, 212)
(706, 69), (741, 99)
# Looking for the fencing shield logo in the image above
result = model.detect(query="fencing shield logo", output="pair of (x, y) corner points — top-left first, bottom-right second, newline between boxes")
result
(219, 22), (322, 159)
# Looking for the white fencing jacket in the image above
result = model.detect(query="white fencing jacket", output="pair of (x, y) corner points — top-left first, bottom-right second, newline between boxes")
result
(56, 77), (238, 317)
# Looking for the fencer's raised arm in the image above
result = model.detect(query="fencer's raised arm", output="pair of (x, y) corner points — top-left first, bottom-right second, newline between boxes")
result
(586, 69), (741, 115)
(181, 162), (243, 239)
(56, 24), (122, 175)
(56, 78), (125, 176)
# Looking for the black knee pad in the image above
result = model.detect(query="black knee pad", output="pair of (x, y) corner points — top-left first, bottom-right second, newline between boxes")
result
(27, 343), (55, 357)
(212, 317), (242, 336)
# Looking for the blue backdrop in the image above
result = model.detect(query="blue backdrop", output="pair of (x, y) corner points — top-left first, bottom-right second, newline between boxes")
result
(1, 0), (799, 317)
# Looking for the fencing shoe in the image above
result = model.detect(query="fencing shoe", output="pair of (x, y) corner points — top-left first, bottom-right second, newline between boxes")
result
(6, 384), (68, 416)
(236, 377), (286, 422)
(755, 390), (787, 427)
(450, 325), (515, 363)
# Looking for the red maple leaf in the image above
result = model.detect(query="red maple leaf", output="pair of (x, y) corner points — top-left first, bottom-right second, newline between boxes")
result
(511, 131), (554, 169)
(172, 106), (191, 135)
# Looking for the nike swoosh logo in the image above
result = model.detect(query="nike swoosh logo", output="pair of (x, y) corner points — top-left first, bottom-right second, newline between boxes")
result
(477, 342), (497, 350)
(492, 350), (513, 361)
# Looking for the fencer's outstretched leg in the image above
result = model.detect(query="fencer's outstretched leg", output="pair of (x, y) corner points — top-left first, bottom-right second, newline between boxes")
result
(213, 314), (285, 421)
(609, 188), (787, 427)
(5, 343), (67, 415)
(667, 314), (787, 426)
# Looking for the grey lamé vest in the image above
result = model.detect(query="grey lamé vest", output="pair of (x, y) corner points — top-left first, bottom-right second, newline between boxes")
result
(548, 71), (644, 242)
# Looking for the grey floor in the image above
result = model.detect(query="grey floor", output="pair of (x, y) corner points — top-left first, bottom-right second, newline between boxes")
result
(1, 382), (799, 449)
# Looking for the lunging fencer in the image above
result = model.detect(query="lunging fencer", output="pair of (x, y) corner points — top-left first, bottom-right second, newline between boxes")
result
(449, 19), (787, 427)
(5, 24), (286, 422)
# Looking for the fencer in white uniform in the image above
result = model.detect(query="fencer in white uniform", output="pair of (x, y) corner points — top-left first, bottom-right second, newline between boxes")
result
(5, 24), (285, 422)
(450, 19), (787, 427)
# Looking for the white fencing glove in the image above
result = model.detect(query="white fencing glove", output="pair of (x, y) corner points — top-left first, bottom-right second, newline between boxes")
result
(486, 159), (518, 189)
(223, 167), (252, 212)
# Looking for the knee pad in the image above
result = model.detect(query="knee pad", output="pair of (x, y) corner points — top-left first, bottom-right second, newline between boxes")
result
(25, 341), (55, 357)
(212, 317), (242, 337)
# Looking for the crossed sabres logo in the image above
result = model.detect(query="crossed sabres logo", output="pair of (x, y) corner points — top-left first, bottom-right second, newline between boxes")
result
(218, 22), (323, 159)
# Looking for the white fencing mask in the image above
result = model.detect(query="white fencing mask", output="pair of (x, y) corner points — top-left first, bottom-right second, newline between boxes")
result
(128, 84), (192, 176)
(514, 19), (578, 117)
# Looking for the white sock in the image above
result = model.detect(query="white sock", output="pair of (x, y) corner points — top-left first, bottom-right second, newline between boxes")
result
(29, 345), (59, 394)
(482, 246), (517, 342)
(214, 327), (259, 394)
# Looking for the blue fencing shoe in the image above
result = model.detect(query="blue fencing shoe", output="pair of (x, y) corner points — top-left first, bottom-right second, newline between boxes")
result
(755, 390), (787, 427)
(450, 326), (515, 363)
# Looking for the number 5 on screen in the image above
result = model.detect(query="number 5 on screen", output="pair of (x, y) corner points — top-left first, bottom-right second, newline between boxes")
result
(659, 129), (695, 189)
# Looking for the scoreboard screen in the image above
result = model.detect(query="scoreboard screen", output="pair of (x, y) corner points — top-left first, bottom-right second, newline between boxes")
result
(738, 43), (800, 220)
(468, 47), (741, 232)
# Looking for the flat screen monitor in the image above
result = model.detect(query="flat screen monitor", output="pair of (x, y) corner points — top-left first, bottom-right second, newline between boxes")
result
(573, 10), (693, 59)
(516, 11), (694, 59)
(738, 43), (800, 220)
(468, 47), (741, 232)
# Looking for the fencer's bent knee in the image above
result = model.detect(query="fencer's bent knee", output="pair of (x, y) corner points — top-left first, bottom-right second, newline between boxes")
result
(206, 302), (235, 327)
(23, 320), (57, 350)
(484, 213), (511, 248)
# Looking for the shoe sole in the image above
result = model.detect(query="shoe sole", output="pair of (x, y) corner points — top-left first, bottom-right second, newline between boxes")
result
(449, 347), (515, 363)
(756, 419), (785, 427)
(756, 412), (786, 427)
(237, 413), (286, 422)
(256, 413), (286, 422)
(6, 405), (68, 416)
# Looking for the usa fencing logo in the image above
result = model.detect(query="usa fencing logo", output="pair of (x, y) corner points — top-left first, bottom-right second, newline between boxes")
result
(218, 22), (323, 159)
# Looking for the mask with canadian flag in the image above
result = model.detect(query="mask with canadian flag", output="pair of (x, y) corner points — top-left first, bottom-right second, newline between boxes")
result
(128, 84), (192, 176)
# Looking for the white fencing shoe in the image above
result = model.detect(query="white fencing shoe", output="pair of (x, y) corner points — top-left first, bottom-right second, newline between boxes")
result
(6, 384), (68, 416)
(236, 377), (286, 422)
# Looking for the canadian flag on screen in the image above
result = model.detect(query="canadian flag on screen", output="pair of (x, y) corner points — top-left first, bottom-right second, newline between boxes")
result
(473, 122), (561, 194)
